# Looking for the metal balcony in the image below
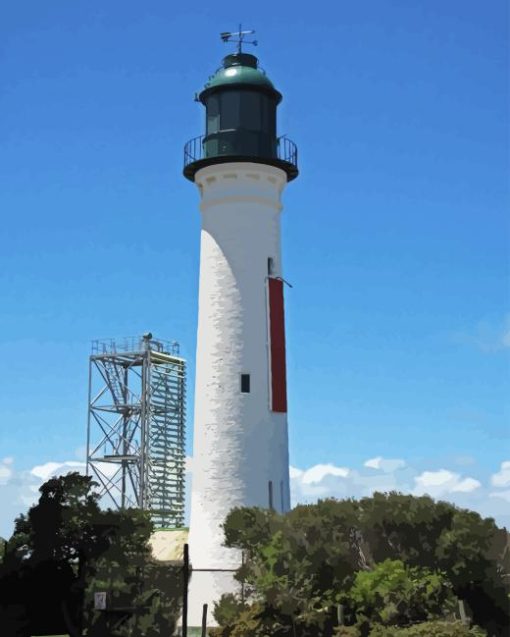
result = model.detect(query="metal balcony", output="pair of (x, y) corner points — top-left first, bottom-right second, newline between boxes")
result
(183, 134), (299, 182)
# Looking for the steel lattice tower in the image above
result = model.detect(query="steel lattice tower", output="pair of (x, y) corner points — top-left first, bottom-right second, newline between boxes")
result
(86, 333), (186, 528)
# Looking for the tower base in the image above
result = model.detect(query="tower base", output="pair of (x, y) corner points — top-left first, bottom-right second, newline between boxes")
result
(187, 569), (241, 628)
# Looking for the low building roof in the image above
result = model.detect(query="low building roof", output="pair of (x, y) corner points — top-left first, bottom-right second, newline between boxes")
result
(149, 528), (189, 563)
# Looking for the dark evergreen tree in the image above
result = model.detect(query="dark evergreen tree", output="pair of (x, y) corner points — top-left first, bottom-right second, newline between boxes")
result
(0, 472), (183, 636)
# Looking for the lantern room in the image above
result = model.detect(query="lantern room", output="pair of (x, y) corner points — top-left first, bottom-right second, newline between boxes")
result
(183, 51), (298, 181)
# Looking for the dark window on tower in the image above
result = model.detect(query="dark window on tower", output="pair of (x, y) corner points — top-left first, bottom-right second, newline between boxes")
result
(267, 257), (274, 275)
(241, 373), (250, 393)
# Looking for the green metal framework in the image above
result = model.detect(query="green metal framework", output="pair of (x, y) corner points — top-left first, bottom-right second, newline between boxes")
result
(86, 335), (186, 528)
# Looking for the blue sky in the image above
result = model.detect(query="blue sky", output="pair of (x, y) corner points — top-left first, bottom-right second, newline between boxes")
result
(0, 0), (509, 538)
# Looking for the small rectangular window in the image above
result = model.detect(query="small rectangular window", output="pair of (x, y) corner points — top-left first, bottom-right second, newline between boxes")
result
(267, 257), (274, 275)
(241, 373), (250, 393)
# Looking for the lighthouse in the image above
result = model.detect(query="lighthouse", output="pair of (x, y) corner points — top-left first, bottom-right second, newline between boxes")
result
(183, 28), (298, 627)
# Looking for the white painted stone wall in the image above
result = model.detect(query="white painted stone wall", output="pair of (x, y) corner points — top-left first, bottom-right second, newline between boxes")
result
(187, 162), (291, 627)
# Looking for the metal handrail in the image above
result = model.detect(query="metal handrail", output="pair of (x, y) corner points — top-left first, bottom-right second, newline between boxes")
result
(277, 136), (298, 168)
(183, 135), (204, 167)
(183, 134), (298, 170)
(91, 337), (181, 356)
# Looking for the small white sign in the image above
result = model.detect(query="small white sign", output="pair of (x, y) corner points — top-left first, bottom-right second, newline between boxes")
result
(94, 592), (107, 610)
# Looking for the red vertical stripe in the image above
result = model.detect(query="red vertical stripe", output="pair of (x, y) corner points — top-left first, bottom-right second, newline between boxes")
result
(268, 277), (287, 413)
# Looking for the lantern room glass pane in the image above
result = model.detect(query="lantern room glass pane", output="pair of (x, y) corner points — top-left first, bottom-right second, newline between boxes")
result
(240, 92), (262, 130)
(261, 96), (276, 137)
(206, 96), (220, 134)
(220, 92), (241, 130)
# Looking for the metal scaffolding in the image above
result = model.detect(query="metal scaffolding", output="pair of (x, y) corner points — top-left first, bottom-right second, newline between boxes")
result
(86, 333), (186, 528)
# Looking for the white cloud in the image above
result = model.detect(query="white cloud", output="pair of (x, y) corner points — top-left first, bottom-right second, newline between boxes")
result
(413, 469), (481, 496)
(2, 453), (509, 541)
(489, 489), (510, 503)
(31, 461), (85, 482)
(364, 456), (406, 472)
(0, 464), (12, 485)
(289, 466), (303, 479)
(451, 478), (481, 493)
(415, 469), (455, 487)
(287, 461), (502, 526)
(0, 449), (187, 538)
(0, 457), (14, 485)
(0, 458), (93, 537)
(301, 463), (349, 484)
(289, 461), (413, 505)
(491, 460), (510, 488)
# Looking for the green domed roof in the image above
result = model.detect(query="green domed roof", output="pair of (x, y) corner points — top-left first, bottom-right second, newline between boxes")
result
(206, 64), (274, 90)
(200, 53), (281, 101)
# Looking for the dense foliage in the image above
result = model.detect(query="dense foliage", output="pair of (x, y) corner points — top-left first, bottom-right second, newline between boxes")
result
(211, 493), (510, 637)
(366, 621), (487, 636)
(334, 621), (487, 636)
(0, 473), (183, 636)
(347, 559), (457, 627)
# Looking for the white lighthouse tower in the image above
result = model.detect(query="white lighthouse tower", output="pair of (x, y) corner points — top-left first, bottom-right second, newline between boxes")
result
(183, 29), (299, 628)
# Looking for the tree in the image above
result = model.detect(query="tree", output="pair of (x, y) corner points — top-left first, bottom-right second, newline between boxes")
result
(356, 493), (510, 635)
(80, 506), (154, 636)
(0, 472), (184, 637)
(346, 559), (457, 627)
(0, 473), (103, 636)
(367, 621), (487, 636)
(214, 494), (509, 637)
(218, 499), (371, 636)
(82, 521), (183, 637)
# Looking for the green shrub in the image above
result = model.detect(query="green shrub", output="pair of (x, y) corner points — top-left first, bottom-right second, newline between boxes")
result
(213, 593), (248, 627)
(334, 626), (361, 636)
(368, 620), (487, 636)
(349, 559), (457, 626)
(209, 603), (268, 637)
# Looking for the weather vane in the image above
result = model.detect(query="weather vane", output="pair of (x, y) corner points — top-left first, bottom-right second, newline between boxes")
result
(220, 24), (258, 54)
